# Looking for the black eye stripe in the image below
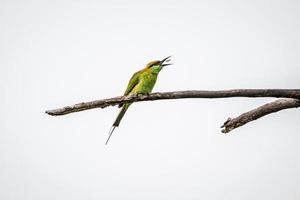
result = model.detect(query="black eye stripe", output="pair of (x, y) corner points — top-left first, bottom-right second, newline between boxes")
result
(150, 62), (160, 67)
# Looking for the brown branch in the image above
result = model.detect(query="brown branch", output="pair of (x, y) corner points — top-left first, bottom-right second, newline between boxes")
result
(221, 98), (300, 133)
(45, 89), (300, 133)
(45, 89), (300, 116)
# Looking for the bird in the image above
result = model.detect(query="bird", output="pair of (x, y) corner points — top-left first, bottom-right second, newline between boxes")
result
(105, 56), (172, 144)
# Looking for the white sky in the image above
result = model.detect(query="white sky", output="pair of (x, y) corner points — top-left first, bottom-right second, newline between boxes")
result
(1, 0), (300, 199)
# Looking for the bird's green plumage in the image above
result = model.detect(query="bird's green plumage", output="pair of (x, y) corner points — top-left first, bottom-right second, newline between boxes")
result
(105, 57), (171, 144)
(113, 65), (161, 125)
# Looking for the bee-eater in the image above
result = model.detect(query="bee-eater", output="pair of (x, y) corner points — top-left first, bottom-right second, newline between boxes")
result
(105, 56), (172, 144)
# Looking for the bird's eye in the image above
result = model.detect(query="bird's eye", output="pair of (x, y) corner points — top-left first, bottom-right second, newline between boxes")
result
(150, 62), (159, 67)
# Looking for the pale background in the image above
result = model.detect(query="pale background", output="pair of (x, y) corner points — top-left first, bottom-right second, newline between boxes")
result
(1, 0), (300, 199)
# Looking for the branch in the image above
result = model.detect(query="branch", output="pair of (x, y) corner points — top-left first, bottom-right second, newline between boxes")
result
(45, 89), (300, 116)
(45, 89), (300, 133)
(221, 98), (300, 133)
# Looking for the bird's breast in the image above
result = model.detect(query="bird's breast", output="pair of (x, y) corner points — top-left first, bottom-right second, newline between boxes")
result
(135, 73), (158, 93)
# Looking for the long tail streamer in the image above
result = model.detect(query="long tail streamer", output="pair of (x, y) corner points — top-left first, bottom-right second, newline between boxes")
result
(106, 126), (116, 145)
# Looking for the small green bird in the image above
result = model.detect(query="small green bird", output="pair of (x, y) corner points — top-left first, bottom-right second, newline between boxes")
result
(106, 56), (172, 144)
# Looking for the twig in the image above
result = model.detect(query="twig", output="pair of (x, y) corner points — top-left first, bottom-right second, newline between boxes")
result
(45, 89), (300, 116)
(221, 98), (300, 133)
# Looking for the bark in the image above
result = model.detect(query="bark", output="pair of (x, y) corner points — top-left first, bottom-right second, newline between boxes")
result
(45, 89), (300, 115)
(45, 89), (300, 133)
(221, 98), (300, 133)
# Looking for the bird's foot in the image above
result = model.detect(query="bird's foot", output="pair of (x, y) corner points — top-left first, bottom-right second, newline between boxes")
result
(133, 92), (150, 97)
(139, 92), (151, 96)
(131, 93), (142, 99)
(131, 93), (150, 100)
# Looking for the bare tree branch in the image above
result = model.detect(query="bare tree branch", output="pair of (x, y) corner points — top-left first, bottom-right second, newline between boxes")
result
(45, 89), (300, 116)
(221, 98), (300, 133)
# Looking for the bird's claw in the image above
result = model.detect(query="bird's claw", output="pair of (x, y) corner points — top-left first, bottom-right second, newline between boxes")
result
(133, 92), (150, 97)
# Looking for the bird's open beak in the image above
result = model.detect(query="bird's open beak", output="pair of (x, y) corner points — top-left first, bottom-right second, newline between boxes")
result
(160, 56), (172, 67)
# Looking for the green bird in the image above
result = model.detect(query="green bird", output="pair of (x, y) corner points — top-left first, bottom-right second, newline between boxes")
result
(106, 56), (172, 144)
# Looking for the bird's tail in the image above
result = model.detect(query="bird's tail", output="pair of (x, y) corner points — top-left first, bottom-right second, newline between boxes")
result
(105, 104), (130, 145)
(113, 103), (130, 127)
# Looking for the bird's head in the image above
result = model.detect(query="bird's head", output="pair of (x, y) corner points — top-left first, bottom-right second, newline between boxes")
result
(146, 56), (172, 74)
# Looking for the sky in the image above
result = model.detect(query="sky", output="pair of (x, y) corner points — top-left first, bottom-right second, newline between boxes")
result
(1, 0), (300, 199)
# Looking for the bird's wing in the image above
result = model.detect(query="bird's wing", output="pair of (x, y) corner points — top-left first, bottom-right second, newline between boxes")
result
(123, 70), (141, 95)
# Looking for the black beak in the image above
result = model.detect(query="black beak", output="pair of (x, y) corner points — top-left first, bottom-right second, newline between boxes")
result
(160, 56), (172, 67)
